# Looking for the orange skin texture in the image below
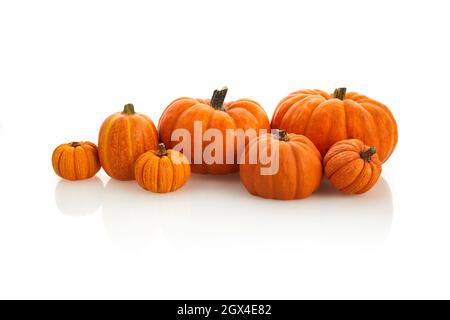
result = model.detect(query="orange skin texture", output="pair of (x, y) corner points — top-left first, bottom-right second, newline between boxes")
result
(271, 89), (398, 163)
(134, 149), (191, 193)
(98, 109), (158, 180)
(239, 133), (323, 200)
(158, 97), (270, 174)
(52, 142), (101, 180)
(324, 139), (382, 194)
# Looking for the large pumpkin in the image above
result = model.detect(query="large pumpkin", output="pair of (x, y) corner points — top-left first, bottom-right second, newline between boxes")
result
(98, 103), (158, 180)
(52, 141), (101, 180)
(158, 87), (270, 174)
(134, 143), (191, 193)
(324, 139), (382, 194)
(271, 88), (398, 163)
(239, 130), (323, 200)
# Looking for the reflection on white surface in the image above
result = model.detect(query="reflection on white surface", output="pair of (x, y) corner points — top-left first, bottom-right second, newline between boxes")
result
(163, 174), (393, 253)
(102, 179), (191, 251)
(54, 177), (104, 216)
(55, 173), (393, 253)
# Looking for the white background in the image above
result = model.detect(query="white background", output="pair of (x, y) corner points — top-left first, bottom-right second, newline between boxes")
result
(0, 0), (449, 299)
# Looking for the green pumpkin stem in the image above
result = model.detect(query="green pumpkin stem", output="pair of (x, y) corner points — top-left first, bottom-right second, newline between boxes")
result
(122, 103), (136, 115)
(210, 87), (228, 111)
(156, 143), (168, 157)
(332, 87), (347, 100)
(276, 130), (289, 142)
(360, 147), (377, 162)
(71, 142), (81, 148)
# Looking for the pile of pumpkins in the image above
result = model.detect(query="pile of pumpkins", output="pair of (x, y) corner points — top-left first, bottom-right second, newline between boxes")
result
(52, 87), (398, 200)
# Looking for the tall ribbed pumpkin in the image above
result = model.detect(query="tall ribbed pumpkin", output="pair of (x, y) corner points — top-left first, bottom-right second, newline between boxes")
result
(98, 103), (158, 180)
(271, 88), (398, 163)
(158, 87), (270, 174)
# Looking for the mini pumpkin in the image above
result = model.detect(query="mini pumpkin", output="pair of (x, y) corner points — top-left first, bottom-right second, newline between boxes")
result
(324, 139), (382, 194)
(52, 141), (101, 180)
(134, 143), (191, 193)
(98, 103), (158, 180)
(239, 130), (323, 200)
(271, 88), (398, 163)
(158, 87), (270, 174)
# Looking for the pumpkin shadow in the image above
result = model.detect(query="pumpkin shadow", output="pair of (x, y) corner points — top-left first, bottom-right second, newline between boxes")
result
(54, 177), (104, 216)
(162, 174), (393, 253)
(101, 178), (192, 252)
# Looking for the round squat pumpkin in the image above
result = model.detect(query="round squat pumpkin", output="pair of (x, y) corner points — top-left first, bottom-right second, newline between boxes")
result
(239, 130), (323, 200)
(158, 87), (270, 174)
(98, 103), (158, 180)
(134, 143), (191, 193)
(271, 88), (398, 163)
(324, 139), (382, 194)
(52, 141), (101, 180)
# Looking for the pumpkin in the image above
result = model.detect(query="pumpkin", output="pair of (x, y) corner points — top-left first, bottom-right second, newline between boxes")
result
(52, 141), (101, 180)
(98, 103), (158, 180)
(158, 87), (270, 174)
(271, 88), (398, 163)
(134, 143), (191, 193)
(239, 130), (323, 200)
(324, 139), (382, 194)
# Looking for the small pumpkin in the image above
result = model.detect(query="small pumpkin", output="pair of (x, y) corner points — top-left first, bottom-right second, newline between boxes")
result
(158, 87), (270, 174)
(271, 88), (398, 163)
(98, 103), (158, 180)
(134, 143), (191, 193)
(52, 141), (101, 180)
(239, 130), (323, 200)
(324, 139), (382, 194)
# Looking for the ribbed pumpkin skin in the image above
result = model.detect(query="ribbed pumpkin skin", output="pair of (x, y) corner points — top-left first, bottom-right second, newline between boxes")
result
(324, 139), (382, 194)
(52, 141), (101, 180)
(158, 94), (270, 175)
(239, 132), (323, 200)
(134, 148), (191, 193)
(98, 105), (158, 181)
(271, 89), (398, 163)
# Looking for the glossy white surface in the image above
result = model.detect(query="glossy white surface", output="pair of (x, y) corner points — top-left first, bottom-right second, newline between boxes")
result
(1, 0), (449, 299)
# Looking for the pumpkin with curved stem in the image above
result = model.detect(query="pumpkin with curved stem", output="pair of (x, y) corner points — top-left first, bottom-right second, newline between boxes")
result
(239, 130), (323, 200)
(52, 141), (101, 180)
(134, 143), (191, 193)
(98, 103), (158, 180)
(271, 88), (398, 163)
(324, 139), (382, 194)
(158, 87), (270, 174)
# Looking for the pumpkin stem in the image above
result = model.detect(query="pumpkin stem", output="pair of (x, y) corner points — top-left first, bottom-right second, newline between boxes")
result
(210, 87), (228, 111)
(156, 143), (168, 157)
(360, 147), (377, 162)
(276, 130), (289, 142)
(122, 103), (136, 115)
(332, 87), (347, 100)
(71, 142), (81, 148)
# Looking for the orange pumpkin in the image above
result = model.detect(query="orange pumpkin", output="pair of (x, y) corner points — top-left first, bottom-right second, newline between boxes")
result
(158, 87), (270, 174)
(52, 141), (101, 180)
(324, 139), (382, 194)
(239, 130), (323, 200)
(271, 88), (398, 163)
(98, 103), (158, 180)
(134, 143), (191, 193)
